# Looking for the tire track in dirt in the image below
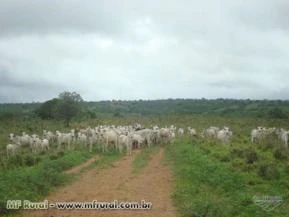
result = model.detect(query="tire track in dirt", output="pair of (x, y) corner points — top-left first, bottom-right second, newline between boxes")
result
(64, 156), (99, 175)
(19, 148), (176, 217)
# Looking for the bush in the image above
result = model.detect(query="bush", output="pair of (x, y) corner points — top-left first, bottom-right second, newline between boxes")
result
(220, 156), (230, 162)
(23, 155), (41, 167)
(245, 151), (258, 164)
(273, 149), (287, 160)
(57, 151), (65, 157)
(49, 153), (59, 160)
(284, 164), (289, 174)
(257, 164), (280, 180)
(230, 148), (245, 158)
(267, 107), (287, 119)
(200, 146), (211, 155)
(23, 155), (35, 166)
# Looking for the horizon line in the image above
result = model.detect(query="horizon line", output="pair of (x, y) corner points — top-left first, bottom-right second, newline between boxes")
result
(1, 97), (289, 104)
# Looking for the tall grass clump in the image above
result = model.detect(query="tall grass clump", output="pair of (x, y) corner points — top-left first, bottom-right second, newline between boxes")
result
(165, 140), (289, 217)
(0, 149), (93, 216)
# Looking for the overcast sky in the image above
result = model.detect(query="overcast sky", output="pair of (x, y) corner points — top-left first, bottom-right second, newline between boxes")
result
(0, 0), (288, 102)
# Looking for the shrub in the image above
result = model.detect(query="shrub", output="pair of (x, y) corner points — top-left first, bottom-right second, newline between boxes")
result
(57, 151), (65, 157)
(23, 155), (41, 167)
(257, 164), (280, 180)
(273, 149), (287, 160)
(230, 148), (245, 158)
(245, 151), (258, 164)
(267, 107), (287, 119)
(284, 164), (289, 174)
(49, 153), (59, 160)
(23, 155), (35, 166)
(220, 156), (230, 162)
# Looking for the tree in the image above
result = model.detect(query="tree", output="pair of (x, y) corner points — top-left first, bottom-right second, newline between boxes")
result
(267, 107), (287, 119)
(53, 92), (84, 126)
(35, 98), (60, 119)
(35, 91), (84, 126)
(58, 91), (83, 103)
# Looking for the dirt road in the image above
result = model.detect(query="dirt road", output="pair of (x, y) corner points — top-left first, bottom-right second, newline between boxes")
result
(20, 148), (176, 217)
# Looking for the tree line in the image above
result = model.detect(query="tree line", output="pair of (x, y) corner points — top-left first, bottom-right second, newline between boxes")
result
(0, 93), (288, 123)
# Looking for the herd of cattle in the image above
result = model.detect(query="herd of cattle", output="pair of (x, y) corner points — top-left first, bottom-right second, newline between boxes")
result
(251, 126), (289, 147)
(5, 124), (289, 157)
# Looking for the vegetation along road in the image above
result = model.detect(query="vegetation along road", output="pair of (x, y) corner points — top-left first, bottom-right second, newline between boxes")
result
(1, 95), (289, 217)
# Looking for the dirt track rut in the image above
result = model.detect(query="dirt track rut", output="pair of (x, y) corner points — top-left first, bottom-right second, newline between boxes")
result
(20, 148), (176, 217)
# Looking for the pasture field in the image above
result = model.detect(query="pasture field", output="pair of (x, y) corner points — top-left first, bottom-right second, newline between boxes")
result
(0, 114), (289, 216)
(1, 0), (288, 215)
(0, 135), (122, 216)
(132, 146), (159, 174)
(166, 138), (289, 217)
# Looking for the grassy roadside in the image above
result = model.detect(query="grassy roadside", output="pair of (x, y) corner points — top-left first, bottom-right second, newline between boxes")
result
(93, 150), (123, 170)
(165, 141), (289, 217)
(132, 146), (159, 174)
(0, 148), (122, 217)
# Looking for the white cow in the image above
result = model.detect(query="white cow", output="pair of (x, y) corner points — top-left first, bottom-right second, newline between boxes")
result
(187, 127), (197, 137)
(158, 128), (171, 144)
(204, 127), (219, 139)
(130, 133), (145, 149)
(134, 123), (143, 131)
(9, 133), (31, 148)
(169, 125), (176, 133)
(30, 134), (41, 153)
(88, 131), (100, 152)
(178, 128), (184, 137)
(152, 125), (159, 130)
(279, 129), (289, 148)
(251, 127), (266, 144)
(43, 130), (56, 144)
(77, 132), (88, 147)
(101, 130), (118, 152)
(6, 144), (20, 157)
(119, 135), (133, 155)
(217, 128), (233, 144)
(40, 139), (50, 151)
(56, 131), (73, 150)
(134, 129), (154, 147)
(169, 132), (176, 144)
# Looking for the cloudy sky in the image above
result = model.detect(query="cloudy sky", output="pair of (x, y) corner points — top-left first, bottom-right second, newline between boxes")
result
(0, 0), (288, 102)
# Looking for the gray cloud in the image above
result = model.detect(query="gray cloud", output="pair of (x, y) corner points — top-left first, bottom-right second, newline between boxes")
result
(0, 0), (127, 37)
(0, 0), (289, 102)
(1, 0), (288, 37)
(0, 60), (66, 102)
(232, 0), (289, 31)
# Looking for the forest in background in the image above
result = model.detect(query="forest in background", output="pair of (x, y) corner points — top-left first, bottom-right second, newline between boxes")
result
(0, 98), (288, 121)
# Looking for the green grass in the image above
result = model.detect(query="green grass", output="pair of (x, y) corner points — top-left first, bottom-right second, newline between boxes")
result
(165, 141), (289, 217)
(0, 149), (91, 216)
(132, 146), (159, 174)
(1, 113), (289, 217)
(77, 150), (123, 174)
(0, 147), (122, 217)
(96, 150), (123, 169)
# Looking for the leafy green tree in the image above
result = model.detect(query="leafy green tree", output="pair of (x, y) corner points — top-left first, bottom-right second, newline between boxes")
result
(35, 98), (60, 119)
(35, 91), (84, 126)
(58, 91), (83, 103)
(267, 107), (287, 119)
(53, 92), (84, 126)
